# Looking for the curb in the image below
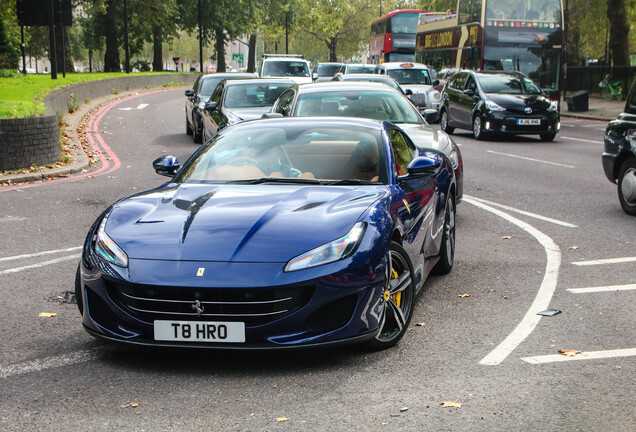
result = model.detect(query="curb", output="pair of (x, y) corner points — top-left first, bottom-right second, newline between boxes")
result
(0, 87), (183, 186)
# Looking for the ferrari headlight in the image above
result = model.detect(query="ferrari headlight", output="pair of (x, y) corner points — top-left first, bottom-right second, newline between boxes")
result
(284, 222), (366, 272)
(94, 217), (128, 268)
(547, 101), (558, 112)
(485, 100), (506, 111)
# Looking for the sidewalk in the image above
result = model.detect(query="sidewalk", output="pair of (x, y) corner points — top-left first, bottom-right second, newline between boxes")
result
(561, 94), (626, 122)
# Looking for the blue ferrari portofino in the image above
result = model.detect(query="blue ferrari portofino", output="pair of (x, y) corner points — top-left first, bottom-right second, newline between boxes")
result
(77, 118), (456, 350)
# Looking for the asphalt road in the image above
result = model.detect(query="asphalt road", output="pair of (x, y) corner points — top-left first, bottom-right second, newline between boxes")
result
(0, 88), (634, 431)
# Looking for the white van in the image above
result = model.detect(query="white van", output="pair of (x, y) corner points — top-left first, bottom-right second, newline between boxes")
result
(259, 54), (312, 84)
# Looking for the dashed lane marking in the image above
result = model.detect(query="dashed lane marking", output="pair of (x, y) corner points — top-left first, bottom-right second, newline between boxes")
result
(560, 136), (601, 144)
(0, 254), (80, 276)
(0, 246), (82, 263)
(466, 196), (578, 228)
(0, 348), (103, 379)
(521, 348), (636, 364)
(465, 197), (561, 366)
(486, 150), (575, 168)
(572, 256), (636, 266)
(567, 283), (636, 294)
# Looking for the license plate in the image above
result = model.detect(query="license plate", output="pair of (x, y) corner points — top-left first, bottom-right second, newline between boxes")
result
(154, 320), (245, 343)
(517, 118), (541, 125)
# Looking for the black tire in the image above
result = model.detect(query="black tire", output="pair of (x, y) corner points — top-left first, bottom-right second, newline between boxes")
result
(440, 109), (454, 134)
(186, 115), (193, 136)
(618, 158), (636, 215)
(433, 194), (456, 274)
(75, 263), (84, 315)
(365, 242), (415, 350)
(540, 132), (556, 142)
(472, 114), (487, 140)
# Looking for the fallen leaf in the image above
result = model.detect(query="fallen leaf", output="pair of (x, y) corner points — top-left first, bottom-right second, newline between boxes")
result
(557, 349), (582, 357)
(275, 417), (289, 422)
(568, 246), (579, 250)
(441, 401), (462, 408)
(107, 176), (116, 179)
(502, 235), (512, 240)
(500, 295), (509, 299)
(38, 312), (57, 317)
(488, 289), (496, 292)
(414, 322), (426, 327)
(458, 293), (470, 298)
(381, 423), (388, 426)
(121, 402), (140, 408)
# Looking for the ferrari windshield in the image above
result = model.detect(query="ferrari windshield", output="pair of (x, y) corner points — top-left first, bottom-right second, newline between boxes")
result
(294, 90), (423, 124)
(478, 74), (542, 94)
(174, 122), (386, 183)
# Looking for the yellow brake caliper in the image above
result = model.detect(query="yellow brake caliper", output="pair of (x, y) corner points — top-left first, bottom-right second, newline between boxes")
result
(391, 268), (401, 308)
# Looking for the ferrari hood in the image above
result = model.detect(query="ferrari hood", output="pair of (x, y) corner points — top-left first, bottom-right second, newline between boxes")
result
(105, 184), (386, 263)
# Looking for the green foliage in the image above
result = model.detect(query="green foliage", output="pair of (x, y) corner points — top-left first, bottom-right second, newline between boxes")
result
(68, 92), (79, 113)
(131, 59), (151, 71)
(0, 14), (18, 68)
(418, 0), (457, 12)
(0, 68), (18, 77)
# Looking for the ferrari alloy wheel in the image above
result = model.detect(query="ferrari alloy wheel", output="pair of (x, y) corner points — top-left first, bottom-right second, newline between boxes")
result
(472, 114), (485, 140)
(618, 158), (636, 215)
(440, 110), (454, 134)
(433, 195), (456, 274)
(366, 242), (415, 350)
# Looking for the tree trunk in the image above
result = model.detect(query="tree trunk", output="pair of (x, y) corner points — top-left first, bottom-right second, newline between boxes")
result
(215, 28), (226, 72)
(329, 37), (337, 62)
(54, 26), (74, 73)
(152, 27), (163, 71)
(606, 0), (630, 66)
(247, 33), (257, 73)
(103, 0), (120, 72)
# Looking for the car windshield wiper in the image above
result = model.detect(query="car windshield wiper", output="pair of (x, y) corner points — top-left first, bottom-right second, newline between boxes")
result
(324, 179), (380, 186)
(232, 177), (324, 185)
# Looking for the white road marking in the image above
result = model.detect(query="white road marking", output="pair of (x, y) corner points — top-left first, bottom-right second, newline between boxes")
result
(486, 150), (575, 168)
(464, 197), (561, 366)
(118, 103), (149, 111)
(0, 348), (103, 379)
(522, 348), (636, 364)
(572, 256), (636, 266)
(466, 196), (578, 228)
(560, 136), (600, 144)
(567, 284), (636, 294)
(0, 254), (80, 276)
(0, 217), (27, 223)
(0, 246), (82, 263)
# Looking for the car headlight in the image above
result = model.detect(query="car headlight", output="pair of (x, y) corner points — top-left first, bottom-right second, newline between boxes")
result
(284, 222), (366, 272)
(485, 100), (506, 111)
(431, 91), (441, 101)
(94, 217), (128, 268)
(547, 101), (558, 112)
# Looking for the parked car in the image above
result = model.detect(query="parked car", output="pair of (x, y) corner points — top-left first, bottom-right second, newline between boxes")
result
(201, 78), (295, 141)
(602, 77), (636, 215)
(75, 117), (456, 350)
(270, 82), (462, 202)
(258, 54), (312, 84)
(373, 62), (442, 113)
(312, 62), (345, 82)
(335, 63), (376, 74)
(440, 70), (560, 141)
(331, 73), (406, 95)
(185, 72), (256, 143)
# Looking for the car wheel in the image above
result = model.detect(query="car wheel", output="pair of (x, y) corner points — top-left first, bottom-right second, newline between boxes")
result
(75, 263), (84, 315)
(472, 114), (486, 140)
(540, 132), (556, 142)
(365, 242), (415, 350)
(433, 194), (455, 274)
(186, 115), (193, 136)
(618, 158), (636, 215)
(440, 109), (454, 134)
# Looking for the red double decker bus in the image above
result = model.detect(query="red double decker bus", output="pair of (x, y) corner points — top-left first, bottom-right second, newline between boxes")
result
(369, 9), (436, 64)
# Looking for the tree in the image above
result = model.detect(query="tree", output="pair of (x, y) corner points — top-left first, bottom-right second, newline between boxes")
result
(0, 15), (18, 68)
(606, 0), (630, 66)
(296, 0), (376, 62)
